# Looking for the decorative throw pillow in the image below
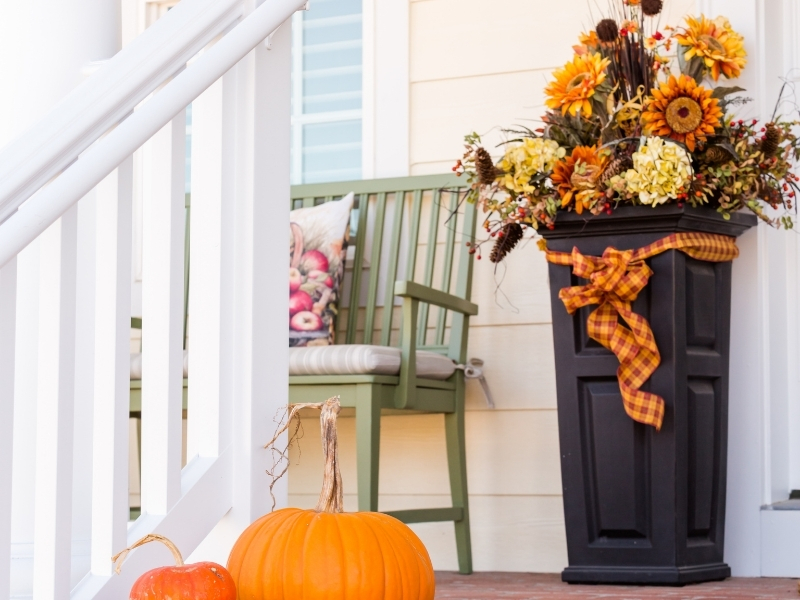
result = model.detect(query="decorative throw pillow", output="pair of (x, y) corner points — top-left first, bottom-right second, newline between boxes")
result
(289, 193), (354, 347)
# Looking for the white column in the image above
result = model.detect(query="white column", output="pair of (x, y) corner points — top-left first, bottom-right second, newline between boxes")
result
(141, 111), (186, 516)
(188, 16), (292, 566)
(0, 0), (120, 595)
(32, 205), (79, 600)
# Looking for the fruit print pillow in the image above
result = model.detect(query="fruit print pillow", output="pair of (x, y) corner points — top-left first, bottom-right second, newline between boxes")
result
(289, 193), (354, 347)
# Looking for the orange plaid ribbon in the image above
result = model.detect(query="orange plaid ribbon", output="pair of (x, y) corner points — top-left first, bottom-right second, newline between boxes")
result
(544, 232), (739, 430)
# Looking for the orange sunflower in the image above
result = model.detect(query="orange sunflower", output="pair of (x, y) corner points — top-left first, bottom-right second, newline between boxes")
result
(642, 75), (723, 152)
(544, 53), (610, 118)
(550, 146), (609, 214)
(676, 15), (747, 81)
(573, 30), (600, 55)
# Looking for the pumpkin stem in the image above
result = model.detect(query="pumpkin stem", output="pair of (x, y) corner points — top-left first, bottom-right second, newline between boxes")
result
(262, 396), (344, 513)
(111, 533), (185, 575)
(314, 396), (344, 513)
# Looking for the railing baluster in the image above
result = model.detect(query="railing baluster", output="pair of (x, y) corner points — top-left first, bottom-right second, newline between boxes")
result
(188, 73), (234, 461)
(141, 110), (186, 515)
(435, 190), (460, 345)
(363, 192), (387, 344)
(32, 207), (78, 599)
(0, 258), (16, 598)
(72, 187), (97, 584)
(380, 192), (406, 345)
(90, 159), (133, 575)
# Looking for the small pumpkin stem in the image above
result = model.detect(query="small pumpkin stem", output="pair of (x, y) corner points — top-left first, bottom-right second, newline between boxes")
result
(111, 533), (184, 575)
(314, 396), (344, 513)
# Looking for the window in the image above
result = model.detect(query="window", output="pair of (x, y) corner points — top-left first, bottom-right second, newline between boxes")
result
(291, 0), (363, 184)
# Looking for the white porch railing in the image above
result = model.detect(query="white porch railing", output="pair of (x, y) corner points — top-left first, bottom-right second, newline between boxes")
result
(0, 0), (299, 596)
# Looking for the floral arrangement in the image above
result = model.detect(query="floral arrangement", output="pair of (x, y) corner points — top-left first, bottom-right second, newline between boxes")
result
(456, 0), (800, 262)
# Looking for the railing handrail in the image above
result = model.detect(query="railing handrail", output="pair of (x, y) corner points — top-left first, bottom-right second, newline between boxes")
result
(0, 0), (243, 225)
(0, 0), (307, 269)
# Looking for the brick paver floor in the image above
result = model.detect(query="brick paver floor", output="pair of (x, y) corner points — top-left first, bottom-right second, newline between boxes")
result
(435, 572), (798, 599)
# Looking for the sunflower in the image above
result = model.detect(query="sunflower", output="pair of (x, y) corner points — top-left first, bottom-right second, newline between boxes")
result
(544, 53), (610, 118)
(675, 15), (747, 81)
(550, 146), (609, 214)
(574, 30), (601, 55)
(642, 75), (722, 151)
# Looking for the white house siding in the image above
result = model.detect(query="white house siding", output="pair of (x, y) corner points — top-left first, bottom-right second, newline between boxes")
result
(287, 0), (704, 573)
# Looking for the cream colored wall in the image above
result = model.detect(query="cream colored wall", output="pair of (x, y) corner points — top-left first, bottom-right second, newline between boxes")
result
(287, 0), (698, 573)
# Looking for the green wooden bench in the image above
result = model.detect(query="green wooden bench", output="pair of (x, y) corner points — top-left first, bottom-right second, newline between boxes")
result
(289, 174), (477, 574)
(130, 175), (477, 574)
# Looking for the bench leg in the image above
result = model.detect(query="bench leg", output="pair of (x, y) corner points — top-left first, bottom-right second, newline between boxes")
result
(445, 379), (473, 574)
(355, 384), (381, 512)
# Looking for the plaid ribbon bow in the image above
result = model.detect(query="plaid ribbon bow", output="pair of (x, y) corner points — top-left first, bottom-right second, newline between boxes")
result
(544, 232), (740, 430)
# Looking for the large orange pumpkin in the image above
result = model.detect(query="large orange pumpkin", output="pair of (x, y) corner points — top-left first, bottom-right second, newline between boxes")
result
(227, 396), (435, 599)
(112, 533), (237, 600)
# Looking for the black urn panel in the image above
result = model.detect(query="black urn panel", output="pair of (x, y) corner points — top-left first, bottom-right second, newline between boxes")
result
(541, 206), (755, 585)
(579, 378), (650, 542)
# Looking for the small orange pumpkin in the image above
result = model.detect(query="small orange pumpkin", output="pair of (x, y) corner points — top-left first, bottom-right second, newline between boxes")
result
(112, 533), (237, 600)
(227, 396), (435, 599)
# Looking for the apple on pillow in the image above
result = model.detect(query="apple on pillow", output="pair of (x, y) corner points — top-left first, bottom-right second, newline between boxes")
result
(288, 193), (354, 347)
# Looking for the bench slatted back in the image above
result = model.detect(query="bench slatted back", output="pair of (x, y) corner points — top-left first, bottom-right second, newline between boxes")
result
(291, 174), (475, 362)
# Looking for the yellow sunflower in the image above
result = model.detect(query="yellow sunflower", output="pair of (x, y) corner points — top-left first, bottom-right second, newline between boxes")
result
(545, 53), (610, 118)
(675, 15), (747, 81)
(550, 146), (609, 214)
(642, 75), (723, 152)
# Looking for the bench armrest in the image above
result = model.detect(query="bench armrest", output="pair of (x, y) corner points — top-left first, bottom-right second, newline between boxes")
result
(394, 281), (478, 316)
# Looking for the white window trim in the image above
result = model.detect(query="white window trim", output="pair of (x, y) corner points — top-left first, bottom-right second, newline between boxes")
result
(291, 0), (410, 184)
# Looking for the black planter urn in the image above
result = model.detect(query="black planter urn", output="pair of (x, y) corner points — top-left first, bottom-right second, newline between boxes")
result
(540, 205), (756, 585)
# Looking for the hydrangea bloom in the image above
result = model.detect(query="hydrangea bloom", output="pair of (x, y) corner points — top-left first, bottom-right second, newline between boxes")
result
(498, 138), (566, 195)
(624, 137), (693, 205)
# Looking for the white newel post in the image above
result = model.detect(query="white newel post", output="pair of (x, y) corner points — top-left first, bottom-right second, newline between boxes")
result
(188, 13), (292, 565)
(0, 0), (119, 596)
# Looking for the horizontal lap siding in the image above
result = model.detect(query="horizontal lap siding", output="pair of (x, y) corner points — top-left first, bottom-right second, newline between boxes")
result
(395, 0), (697, 572)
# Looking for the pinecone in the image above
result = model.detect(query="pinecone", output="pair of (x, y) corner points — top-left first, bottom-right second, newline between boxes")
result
(475, 147), (500, 186)
(761, 123), (782, 159)
(599, 155), (633, 186)
(699, 145), (732, 166)
(641, 0), (663, 16)
(489, 223), (524, 263)
(596, 19), (619, 43)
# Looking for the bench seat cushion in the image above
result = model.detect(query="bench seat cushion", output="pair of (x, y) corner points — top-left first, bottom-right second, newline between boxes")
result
(289, 345), (456, 380)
